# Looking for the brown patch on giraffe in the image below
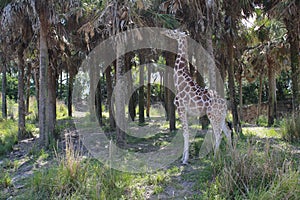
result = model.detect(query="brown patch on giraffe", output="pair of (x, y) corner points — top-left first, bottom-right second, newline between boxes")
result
(183, 74), (189, 79)
(197, 96), (203, 102)
(178, 62), (185, 69)
(179, 82), (187, 89)
(189, 101), (196, 108)
(179, 55), (185, 61)
(177, 82), (187, 91)
(189, 81), (195, 87)
(178, 76), (184, 83)
(184, 86), (190, 93)
(179, 91), (185, 98)
(202, 94), (209, 101)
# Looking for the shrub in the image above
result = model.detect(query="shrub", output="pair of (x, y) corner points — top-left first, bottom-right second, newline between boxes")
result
(56, 101), (69, 120)
(256, 115), (268, 127)
(0, 170), (12, 188)
(204, 140), (299, 199)
(280, 113), (300, 143)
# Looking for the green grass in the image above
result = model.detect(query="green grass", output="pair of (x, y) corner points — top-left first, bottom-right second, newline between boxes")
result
(243, 127), (281, 138)
(0, 119), (18, 156)
(280, 113), (300, 143)
(1, 113), (299, 199)
(56, 101), (69, 120)
(203, 129), (300, 200)
(20, 138), (175, 200)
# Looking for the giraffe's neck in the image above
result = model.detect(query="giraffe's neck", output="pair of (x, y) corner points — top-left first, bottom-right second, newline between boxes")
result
(174, 36), (190, 90)
(175, 37), (187, 73)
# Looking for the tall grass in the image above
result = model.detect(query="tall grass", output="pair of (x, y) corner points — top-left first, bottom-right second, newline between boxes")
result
(0, 119), (18, 156)
(280, 113), (300, 143)
(26, 137), (141, 199)
(204, 139), (300, 199)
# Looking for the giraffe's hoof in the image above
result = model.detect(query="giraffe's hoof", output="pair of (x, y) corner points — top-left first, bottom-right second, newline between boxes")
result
(181, 160), (189, 165)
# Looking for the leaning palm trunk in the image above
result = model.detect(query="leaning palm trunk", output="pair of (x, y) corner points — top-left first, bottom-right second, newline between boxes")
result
(115, 34), (127, 147)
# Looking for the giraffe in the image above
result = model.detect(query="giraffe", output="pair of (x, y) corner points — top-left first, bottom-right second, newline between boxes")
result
(163, 29), (232, 164)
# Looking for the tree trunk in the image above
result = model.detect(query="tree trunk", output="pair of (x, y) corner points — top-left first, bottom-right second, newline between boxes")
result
(116, 53), (126, 147)
(67, 71), (74, 117)
(89, 64), (96, 121)
(37, 1), (50, 147)
(206, 27), (217, 92)
(17, 49), (26, 140)
(165, 52), (176, 131)
(257, 74), (263, 119)
(105, 65), (116, 129)
(238, 75), (243, 122)
(267, 57), (276, 126)
(125, 53), (136, 121)
(138, 54), (145, 124)
(47, 63), (56, 139)
(163, 67), (169, 121)
(195, 69), (209, 130)
(95, 78), (103, 126)
(2, 63), (7, 119)
(159, 71), (163, 101)
(227, 40), (241, 133)
(25, 64), (31, 114)
(146, 64), (151, 118)
(286, 16), (300, 112)
(59, 69), (63, 100)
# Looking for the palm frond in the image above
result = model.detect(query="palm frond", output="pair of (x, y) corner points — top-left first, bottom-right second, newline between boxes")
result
(144, 9), (180, 29)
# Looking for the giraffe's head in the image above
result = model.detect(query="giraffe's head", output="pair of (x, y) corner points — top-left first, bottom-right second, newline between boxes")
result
(162, 29), (188, 41)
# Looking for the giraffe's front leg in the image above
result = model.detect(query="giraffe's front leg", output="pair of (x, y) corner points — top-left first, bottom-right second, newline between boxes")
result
(207, 112), (222, 155)
(178, 108), (189, 165)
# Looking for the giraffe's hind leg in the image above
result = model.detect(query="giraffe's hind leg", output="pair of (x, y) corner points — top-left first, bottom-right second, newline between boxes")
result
(207, 112), (222, 155)
(177, 107), (189, 164)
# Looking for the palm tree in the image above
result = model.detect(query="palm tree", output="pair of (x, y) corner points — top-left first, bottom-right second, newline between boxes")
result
(1, 0), (84, 146)
(242, 10), (290, 126)
(222, 0), (255, 133)
(264, 0), (300, 111)
(0, 0), (35, 139)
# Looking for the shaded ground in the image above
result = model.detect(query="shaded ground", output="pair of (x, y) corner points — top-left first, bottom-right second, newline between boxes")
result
(1, 117), (299, 199)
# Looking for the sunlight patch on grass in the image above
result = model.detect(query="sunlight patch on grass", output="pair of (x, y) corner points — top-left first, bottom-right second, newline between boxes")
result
(243, 127), (281, 138)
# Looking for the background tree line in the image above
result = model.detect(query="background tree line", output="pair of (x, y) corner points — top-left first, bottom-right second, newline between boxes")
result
(0, 0), (299, 148)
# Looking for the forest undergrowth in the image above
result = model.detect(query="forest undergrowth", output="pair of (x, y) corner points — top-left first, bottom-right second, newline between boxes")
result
(0, 104), (299, 199)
